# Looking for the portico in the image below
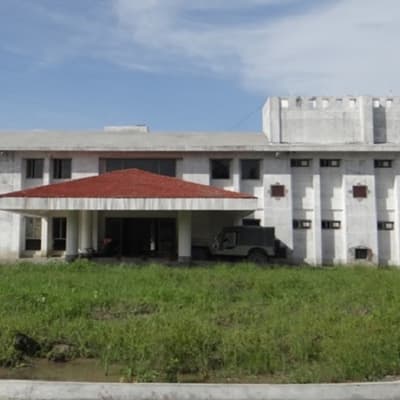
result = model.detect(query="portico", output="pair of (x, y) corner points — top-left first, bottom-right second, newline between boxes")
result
(0, 169), (257, 261)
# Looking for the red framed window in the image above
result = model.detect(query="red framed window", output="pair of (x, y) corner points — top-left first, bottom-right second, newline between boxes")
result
(353, 185), (367, 198)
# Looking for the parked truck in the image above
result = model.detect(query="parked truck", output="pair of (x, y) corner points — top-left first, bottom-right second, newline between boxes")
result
(193, 226), (283, 263)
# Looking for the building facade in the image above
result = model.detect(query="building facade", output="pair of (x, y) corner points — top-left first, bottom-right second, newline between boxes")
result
(0, 95), (399, 265)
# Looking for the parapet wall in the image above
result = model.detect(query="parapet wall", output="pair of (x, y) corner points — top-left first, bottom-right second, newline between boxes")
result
(263, 96), (400, 144)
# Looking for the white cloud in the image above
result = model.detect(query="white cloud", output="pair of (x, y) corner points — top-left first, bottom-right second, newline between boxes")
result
(110, 0), (400, 95)
(2, 0), (400, 95)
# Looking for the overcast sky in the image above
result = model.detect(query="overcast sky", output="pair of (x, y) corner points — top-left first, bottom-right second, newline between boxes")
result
(0, 0), (398, 132)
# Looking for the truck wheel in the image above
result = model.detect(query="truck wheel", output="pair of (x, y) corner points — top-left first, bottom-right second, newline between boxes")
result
(248, 249), (268, 264)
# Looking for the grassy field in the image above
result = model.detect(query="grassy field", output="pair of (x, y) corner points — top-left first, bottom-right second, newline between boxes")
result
(1, 261), (400, 383)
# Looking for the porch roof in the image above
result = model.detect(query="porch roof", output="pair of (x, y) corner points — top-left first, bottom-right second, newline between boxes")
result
(0, 169), (257, 212)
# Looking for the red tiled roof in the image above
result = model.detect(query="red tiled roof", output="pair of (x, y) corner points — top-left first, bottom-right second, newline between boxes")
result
(0, 169), (255, 199)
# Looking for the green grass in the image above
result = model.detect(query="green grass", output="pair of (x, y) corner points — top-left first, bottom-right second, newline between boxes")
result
(1, 261), (400, 383)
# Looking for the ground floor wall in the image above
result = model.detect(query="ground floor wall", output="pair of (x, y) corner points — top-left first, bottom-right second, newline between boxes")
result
(0, 210), (245, 261)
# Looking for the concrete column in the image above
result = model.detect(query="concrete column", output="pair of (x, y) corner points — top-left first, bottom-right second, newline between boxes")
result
(263, 156), (293, 258)
(393, 165), (400, 266)
(342, 159), (379, 264)
(178, 211), (192, 262)
(91, 211), (99, 251)
(79, 210), (92, 254)
(262, 97), (281, 142)
(232, 158), (240, 192)
(360, 96), (374, 144)
(12, 214), (24, 259)
(66, 211), (79, 261)
(43, 156), (51, 185)
(341, 162), (349, 264)
(40, 217), (49, 257)
(312, 159), (322, 265)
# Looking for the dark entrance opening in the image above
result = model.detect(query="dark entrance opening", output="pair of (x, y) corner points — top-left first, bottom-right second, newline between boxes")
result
(104, 218), (176, 258)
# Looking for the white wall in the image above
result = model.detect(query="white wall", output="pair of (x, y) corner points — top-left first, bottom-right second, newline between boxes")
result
(2, 148), (400, 266)
(263, 96), (400, 145)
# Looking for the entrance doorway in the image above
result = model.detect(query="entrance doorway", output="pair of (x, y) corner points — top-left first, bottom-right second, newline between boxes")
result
(104, 218), (176, 258)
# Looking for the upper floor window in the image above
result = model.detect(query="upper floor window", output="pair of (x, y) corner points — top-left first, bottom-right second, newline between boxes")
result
(322, 220), (341, 229)
(293, 219), (312, 230)
(26, 159), (44, 179)
(211, 159), (231, 180)
(53, 159), (71, 179)
(374, 160), (392, 168)
(241, 159), (260, 180)
(291, 159), (311, 168)
(102, 159), (176, 177)
(320, 159), (341, 168)
(378, 221), (394, 231)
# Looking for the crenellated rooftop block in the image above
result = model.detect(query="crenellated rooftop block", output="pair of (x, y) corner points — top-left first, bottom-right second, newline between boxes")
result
(263, 96), (400, 144)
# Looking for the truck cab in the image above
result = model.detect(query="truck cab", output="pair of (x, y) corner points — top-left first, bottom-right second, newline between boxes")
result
(209, 226), (276, 263)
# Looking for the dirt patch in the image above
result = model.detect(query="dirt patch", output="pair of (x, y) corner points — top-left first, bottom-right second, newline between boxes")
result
(91, 303), (159, 320)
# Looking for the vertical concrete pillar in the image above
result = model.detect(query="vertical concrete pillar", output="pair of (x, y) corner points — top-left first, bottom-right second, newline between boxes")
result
(312, 159), (322, 265)
(341, 162), (349, 264)
(342, 159), (379, 265)
(264, 156), (293, 259)
(43, 156), (51, 185)
(262, 97), (281, 142)
(41, 217), (49, 257)
(393, 167), (400, 266)
(360, 96), (374, 144)
(14, 214), (23, 259)
(178, 211), (192, 263)
(79, 210), (92, 254)
(232, 158), (240, 192)
(66, 211), (79, 261)
(91, 211), (99, 251)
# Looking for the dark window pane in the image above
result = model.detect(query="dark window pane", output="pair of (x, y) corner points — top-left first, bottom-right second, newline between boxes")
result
(355, 248), (369, 259)
(25, 239), (41, 251)
(293, 219), (312, 229)
(105, 159), (123, 172)
(129, 159), (157, 173)
(320, 159), (341, 167)
(291, 159), (310, 167)
(104, 159), (176, 176)
(374, 160), (392, 168)
(25, 217), (41, 251)
(322, 220), (341, 229)
(53, 159), (71, 179)
(378, 221), (394, 230)
(241, 159), (260, 180)
(211, 159), (231, 179)
(26, 159), (44, 179)
(159, 160), (176, 177)
(52, 217), (66, 250)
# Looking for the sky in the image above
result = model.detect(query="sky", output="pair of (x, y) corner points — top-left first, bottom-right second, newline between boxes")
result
(0, 0), (399, 132)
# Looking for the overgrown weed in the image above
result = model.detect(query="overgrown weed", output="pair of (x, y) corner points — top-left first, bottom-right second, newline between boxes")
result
(1, 263), (400, 382)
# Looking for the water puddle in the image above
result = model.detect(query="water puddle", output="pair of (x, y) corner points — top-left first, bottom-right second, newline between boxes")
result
(0, 358), (125, 382)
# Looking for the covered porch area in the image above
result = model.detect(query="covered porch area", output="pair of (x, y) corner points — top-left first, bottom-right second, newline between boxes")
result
(0, 169), (257, 262)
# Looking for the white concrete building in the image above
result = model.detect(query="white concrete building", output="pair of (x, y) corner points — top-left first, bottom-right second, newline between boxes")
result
(0, 95), (399, 265)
